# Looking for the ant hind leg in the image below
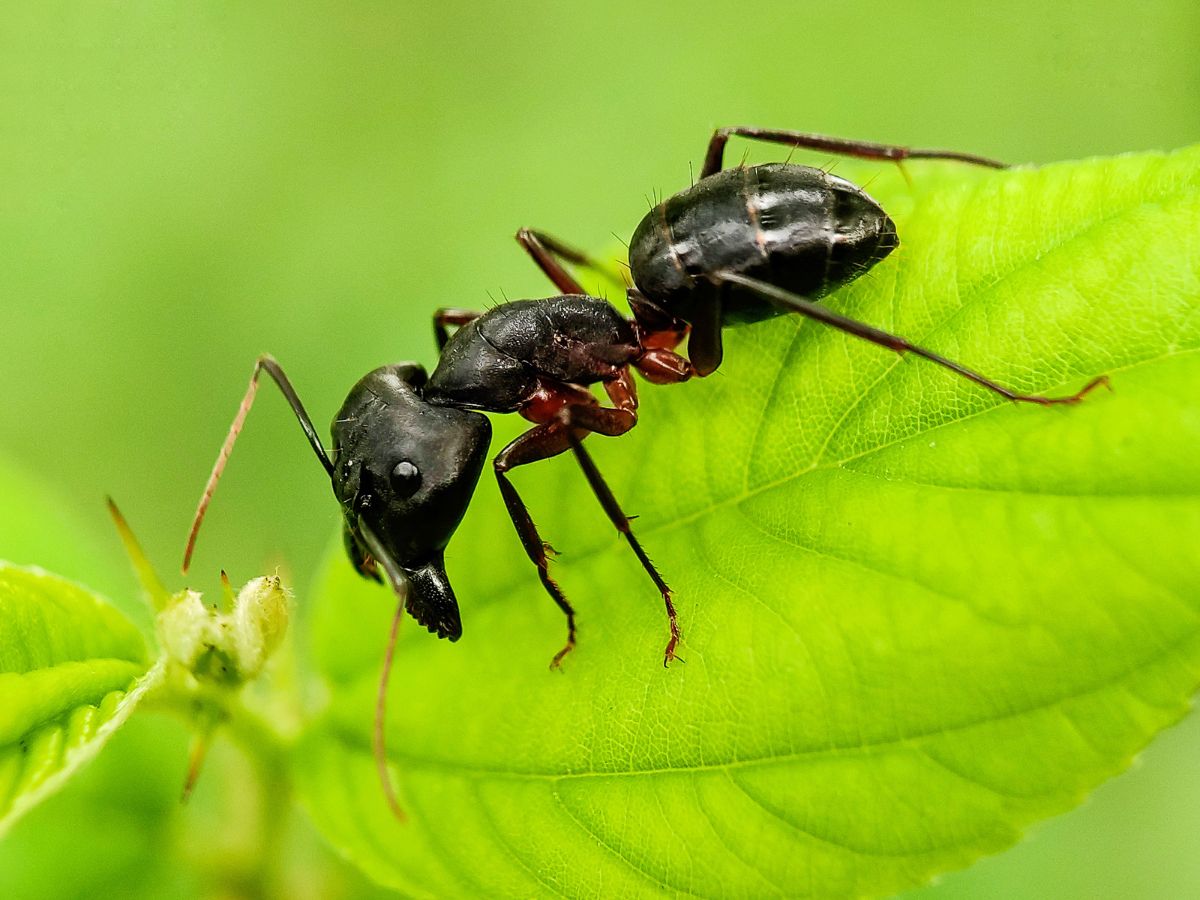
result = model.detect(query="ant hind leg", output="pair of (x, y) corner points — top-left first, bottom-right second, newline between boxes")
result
(714, 271), (1110, 405)
(700, 126), (1008, 179)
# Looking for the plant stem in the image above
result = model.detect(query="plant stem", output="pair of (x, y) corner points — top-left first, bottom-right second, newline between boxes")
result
(143, 669), (299, 899)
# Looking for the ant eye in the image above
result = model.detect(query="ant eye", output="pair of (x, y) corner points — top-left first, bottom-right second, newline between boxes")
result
(390, 460), (422, 497)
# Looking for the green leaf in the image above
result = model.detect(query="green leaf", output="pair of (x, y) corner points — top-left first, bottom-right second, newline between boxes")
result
(295, 146), (1200, 898)
(0, 563), (153, 837)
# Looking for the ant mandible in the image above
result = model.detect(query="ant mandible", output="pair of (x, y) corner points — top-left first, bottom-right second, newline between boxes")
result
(181, 126), (1108, 818)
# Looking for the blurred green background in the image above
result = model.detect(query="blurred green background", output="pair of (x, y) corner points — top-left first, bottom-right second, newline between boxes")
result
(1, 2), (1197, 897)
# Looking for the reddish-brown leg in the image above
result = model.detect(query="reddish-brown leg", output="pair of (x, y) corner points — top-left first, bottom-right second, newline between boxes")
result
(434, 308), (481, 351)
(504, 375), (682, 666)
(701, 126), (1008, 179)
(628, 289), (692, 353)
(635, 348), (695, 385)
(554, 399), (681, 666)
(493, 423), (579, 668)
(604, 366), (639, 414)
(515, 228), (594, 295)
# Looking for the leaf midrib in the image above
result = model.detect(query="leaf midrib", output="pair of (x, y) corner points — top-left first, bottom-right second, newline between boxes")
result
(338, 615), (1196, 781)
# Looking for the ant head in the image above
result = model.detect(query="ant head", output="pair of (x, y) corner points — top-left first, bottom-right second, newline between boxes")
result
(331, 363), (491, 640)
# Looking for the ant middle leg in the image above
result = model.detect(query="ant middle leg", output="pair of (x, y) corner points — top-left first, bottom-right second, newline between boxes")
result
(635, 350), (695, 385)
(504, 373), (681, 665)
(700, 126), (1008, 179)
(628, 289), (693, 357)
(715, 272), (1110, 405)
(516, 227), (631, 296)
(434, 308), (482, 351)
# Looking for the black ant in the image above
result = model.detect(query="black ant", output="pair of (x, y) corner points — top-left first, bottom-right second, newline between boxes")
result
(181, 126), (1108, 818)
(515, 125), (1114, 388)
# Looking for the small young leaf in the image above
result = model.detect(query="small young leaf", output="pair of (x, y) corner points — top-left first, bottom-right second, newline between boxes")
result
(296, 147), (1200, 897)
(0, 563), (154, 837)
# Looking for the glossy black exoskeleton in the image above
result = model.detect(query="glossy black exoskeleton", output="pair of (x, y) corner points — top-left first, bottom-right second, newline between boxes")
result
(333, 363), (492, 640)
(515, 125), (1112, 395)
(630, 163), (898, 334)
(181, 295), (692, 818)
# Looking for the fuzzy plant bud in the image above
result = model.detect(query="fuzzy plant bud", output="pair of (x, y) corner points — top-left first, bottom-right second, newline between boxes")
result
(154, 576), (290, 688)
(231, 575), (289, 679)
(156, 589), (224, 677)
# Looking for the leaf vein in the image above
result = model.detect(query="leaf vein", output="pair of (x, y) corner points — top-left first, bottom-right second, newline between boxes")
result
(346, 621), (1200, 783)
(552, 790), (699, 897)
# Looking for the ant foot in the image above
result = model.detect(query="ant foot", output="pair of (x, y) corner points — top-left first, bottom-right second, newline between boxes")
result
(549, 641), (575, 671)
(1023, 373), (1112, 406)
(1056, 374), (1113, 406)
(663, 634), (684, 667)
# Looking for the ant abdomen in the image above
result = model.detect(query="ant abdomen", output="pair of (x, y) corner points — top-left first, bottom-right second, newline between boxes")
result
(629, 163), (899, 327)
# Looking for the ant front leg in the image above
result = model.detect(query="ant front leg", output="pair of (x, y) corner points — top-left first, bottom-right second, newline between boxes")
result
(494, 423), (580, 668)
(715, 272), (1111, 405)
(499, 372), (682, 666)
(700, 126), (1008, 179)
(434, 308), (481, 351)
(632, 329), (697, 385)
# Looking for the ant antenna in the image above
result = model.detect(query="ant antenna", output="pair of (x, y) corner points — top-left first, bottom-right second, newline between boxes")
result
(182, 355), (332, 573)
(376, 599), (406, 820)
(358, 521), (410, 822)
